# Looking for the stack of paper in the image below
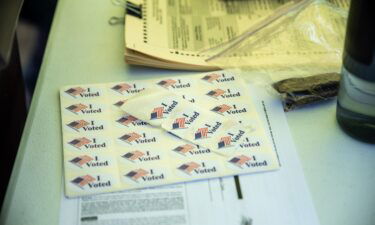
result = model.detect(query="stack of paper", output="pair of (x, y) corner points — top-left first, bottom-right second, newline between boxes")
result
(124, 0), (295, 70)
(124, 0), (349, 70)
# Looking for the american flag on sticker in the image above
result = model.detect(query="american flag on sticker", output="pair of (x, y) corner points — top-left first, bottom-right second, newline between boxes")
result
(201, 74), (220, 83)
(117, 115), (138, 126)
(173, 144), (194, 155)
(66, 103), (88, 114)
(211, 104), (231, 114)
(68, 137), (91, 149)
(69, 155), (94, 168)
(125, 169), (149, 182)
(178, 162), (200, 175)
(150, 107), (164, 119)
(206, 89), (225, 98)
(65, 87), (86, 97)
(157, 79), (176, 88)
(111, 83), (132, 94)
(66, 120), (89, 131)
(119, 132), (142, 144)
(172, 118), (186, 129)
(114, 100), (127, 107)
(122, 150), (145, 161)
(195, 127), (208, 139)
(229, 155), (251, 168)
(71, 175), (95, 189)
(218, 136), (232, 148)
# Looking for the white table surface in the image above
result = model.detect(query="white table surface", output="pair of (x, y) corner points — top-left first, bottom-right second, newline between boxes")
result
(1, 0), (374, 225)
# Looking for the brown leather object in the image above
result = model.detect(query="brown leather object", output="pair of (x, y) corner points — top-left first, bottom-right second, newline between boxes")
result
(273, 73), (341, 111)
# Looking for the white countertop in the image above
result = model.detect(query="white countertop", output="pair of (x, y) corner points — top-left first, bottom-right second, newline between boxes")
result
(1, 0), (374, 224)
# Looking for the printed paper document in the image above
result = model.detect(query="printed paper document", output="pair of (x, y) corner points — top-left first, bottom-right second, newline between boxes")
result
(59, 83), (320, 225)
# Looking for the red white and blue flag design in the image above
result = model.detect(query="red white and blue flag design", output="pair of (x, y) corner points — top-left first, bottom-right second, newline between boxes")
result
(114, 100), (127, 107)
(211, 104), (231, 114)
(68, 137), (91, 149)
(119, 132), (142, 144)
(172, 118), (186, 129)
(150, 107), (164, 119)
(201, 74), (220, 83)
(117, 115), (138, 126)
(71, 175), (95, 189)
(70, 155), (94, 168)
(206, 89), (225, 98)
(122, 150), (145, 161)
(173, 144), (194, 155)
(65, 87), (86, 97)
(194, 127), (208, 139)
(111, 83), (132, 94)
(66, 120), (89, 131)
(157, 79), (176, 88)
(125, 169), (149, 182)
(229, 155), (251, 168)
(218, 136), (232, 148)
(66, 103), (88, 114)
(178, 162), (200, 174)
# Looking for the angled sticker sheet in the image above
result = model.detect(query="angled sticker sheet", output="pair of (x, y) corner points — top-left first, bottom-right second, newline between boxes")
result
(59, 71), (280, 197)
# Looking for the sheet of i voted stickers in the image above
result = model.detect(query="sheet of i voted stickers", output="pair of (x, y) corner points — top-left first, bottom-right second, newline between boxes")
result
(60, 71), (280, 197)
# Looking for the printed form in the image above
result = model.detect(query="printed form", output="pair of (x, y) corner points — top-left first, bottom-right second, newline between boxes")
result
(125, 0), (349, 69)
(126, 0), (295, 68)
(59, 83), (320, 225)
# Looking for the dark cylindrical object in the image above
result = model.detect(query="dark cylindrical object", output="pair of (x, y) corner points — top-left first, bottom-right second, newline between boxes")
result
(336, 0), (375, 143)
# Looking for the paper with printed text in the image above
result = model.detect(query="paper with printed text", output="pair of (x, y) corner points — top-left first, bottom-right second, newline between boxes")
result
(59, 84), (320, 225)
